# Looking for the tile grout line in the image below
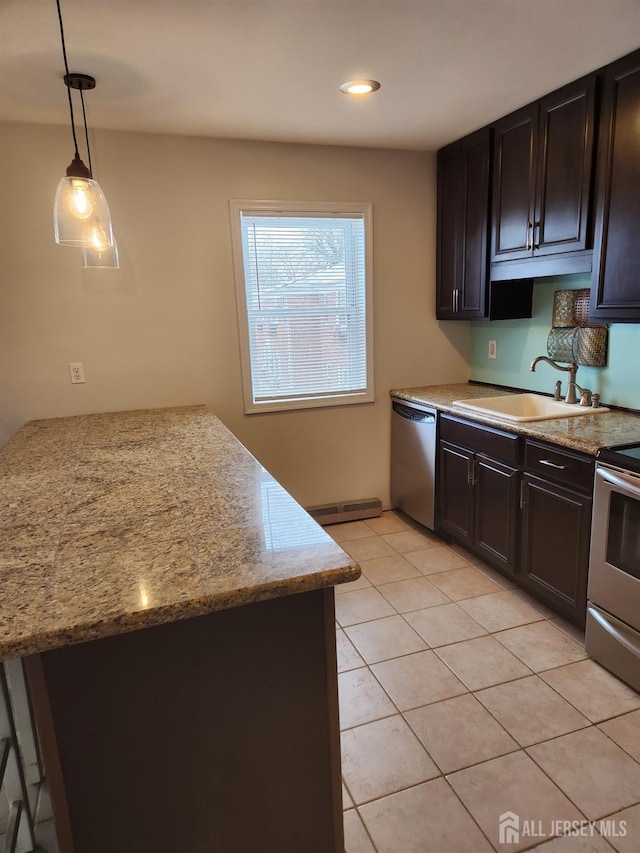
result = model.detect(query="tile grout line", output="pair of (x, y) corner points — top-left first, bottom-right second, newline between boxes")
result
(522, 722), (640, 765)
(339, 704), (400, 733)
(536, 666), (640, 729)
(469, 674), (593, 750)
(428, 639), (536, 692)
(440, 774), (502, 853)
(352, 805), (380, 853)
(519, 742), (595, 837)
(577, 722), (640, 782)
(398, 703), (519, 776)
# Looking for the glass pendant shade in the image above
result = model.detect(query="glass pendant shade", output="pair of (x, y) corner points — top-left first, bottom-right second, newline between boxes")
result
(54, 157), (114, 249)
(81, 237), (119, 269)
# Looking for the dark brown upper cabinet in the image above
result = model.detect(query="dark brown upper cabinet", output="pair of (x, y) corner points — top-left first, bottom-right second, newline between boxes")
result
(491, 75), (597, 277)
(591, 49), (640, 322)
(436, 128), (491, 320)
(491, 103), (538, 263)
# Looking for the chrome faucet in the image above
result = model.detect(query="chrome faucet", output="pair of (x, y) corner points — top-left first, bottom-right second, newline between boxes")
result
(529, 356), (580, 404)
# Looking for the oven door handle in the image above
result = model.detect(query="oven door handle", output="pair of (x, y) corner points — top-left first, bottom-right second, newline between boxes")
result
(589, 605), (640, 659)
(597, 466), (640, 498)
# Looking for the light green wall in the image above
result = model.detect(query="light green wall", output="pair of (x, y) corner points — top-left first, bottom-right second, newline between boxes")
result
(469, 274), (640, 409)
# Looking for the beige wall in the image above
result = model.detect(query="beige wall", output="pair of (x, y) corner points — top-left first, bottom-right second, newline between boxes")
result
(0, 122), (469, 507)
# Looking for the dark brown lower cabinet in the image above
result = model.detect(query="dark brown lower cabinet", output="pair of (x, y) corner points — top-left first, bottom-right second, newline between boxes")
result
(520, 474), (592, 628)
(439, 415), (520, 574)
(474, 454), (520, 575)
(518, 438), (594, 627)
(439, 440), (474, 547)
(437, 417), (593, 628)
(439, 444), (519, 574)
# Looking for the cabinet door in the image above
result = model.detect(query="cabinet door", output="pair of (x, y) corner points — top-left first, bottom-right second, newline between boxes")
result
(438, 441), (474, 546)
(436, 142), (463, 319)
(436, 130), (490, 320)
(534, 75), (596, 256)
(491, 104), (538, 262)
(459, 129), (491, 317)
(473, 455), (520, 575)
(591, 49), (640, 321)
(521, 474), (591, 627)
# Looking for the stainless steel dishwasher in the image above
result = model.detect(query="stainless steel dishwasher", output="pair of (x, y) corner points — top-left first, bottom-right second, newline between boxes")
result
(390, 396), (437, 530)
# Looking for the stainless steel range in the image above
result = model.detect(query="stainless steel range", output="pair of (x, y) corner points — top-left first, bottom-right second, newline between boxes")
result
(587, 443), (640, 692)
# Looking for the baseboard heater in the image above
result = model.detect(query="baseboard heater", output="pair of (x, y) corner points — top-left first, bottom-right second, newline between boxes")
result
(307, 498), (382, 526)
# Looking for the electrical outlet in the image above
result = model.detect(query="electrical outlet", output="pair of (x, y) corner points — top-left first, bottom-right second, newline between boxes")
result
(488, 340), (497, 360)
(69, 362), (85, 384)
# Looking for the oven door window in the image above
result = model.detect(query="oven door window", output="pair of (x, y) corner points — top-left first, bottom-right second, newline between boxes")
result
(607, 491), (640, 580)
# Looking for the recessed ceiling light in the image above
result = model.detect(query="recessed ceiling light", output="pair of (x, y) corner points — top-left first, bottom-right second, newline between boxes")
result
(339, 80), (381, 95)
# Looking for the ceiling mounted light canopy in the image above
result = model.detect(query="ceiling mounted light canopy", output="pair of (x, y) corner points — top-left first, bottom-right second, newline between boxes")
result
(339, 80), (381, 95)
(53, 0), (114, 250)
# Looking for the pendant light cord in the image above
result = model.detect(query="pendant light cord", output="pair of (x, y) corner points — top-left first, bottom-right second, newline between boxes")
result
(79, 87), (93, 176)
(55, 0), (80, 158)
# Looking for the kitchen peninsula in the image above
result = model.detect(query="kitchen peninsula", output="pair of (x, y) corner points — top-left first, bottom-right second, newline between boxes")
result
(0, 406), (358, 853)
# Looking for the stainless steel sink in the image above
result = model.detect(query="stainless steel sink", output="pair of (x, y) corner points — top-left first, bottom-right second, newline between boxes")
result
(452, 393), (609, 423)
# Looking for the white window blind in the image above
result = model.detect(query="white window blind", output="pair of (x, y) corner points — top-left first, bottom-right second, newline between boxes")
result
(259, 468), (327, 550)
(230, 201), (374, 413)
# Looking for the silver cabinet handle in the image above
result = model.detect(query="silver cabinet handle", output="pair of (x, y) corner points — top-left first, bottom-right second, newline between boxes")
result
(534, 220), (540, 250)
(539, 459), (566, 470)
(467, 457), (475, 485)
(519, 479), (526, 510)
(453, 288), (459, 313)
(526, 221), (533, 251)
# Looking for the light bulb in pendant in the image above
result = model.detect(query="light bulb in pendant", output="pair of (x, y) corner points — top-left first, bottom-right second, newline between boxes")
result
(71, 179), (92, 219)
(90, 226), (107, 250)
(82, 235), (120, 269)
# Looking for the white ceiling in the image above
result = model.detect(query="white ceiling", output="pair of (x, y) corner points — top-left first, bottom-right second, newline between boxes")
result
(1, 0), (640, 151)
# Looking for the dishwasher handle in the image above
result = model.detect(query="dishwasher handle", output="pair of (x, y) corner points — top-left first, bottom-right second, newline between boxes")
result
(392, 401), (436, 424)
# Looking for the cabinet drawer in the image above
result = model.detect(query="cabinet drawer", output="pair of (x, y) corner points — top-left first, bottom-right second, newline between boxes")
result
(524, 440), (594, 493)
(440, 415), (520, 465)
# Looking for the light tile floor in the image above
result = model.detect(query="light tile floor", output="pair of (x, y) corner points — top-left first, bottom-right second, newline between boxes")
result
(329, 511), (640, 853)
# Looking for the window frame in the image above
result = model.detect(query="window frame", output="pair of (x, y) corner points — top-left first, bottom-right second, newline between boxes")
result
(229, 199), (374, 414)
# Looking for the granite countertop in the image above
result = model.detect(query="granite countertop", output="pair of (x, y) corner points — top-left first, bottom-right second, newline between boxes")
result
(0, 406), (359, 661)
(391, 383), (640, 456)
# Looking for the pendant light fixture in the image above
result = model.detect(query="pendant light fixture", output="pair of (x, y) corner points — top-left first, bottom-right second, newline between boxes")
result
(53, 0), (114, 250)
(71, 73), (120, 269)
